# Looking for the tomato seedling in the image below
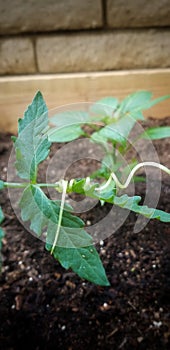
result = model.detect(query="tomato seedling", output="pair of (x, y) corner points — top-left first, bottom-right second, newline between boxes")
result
(0, 91), (170, 285)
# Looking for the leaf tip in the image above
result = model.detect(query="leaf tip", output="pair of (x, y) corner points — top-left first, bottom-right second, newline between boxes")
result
(35, 90), (44, 99)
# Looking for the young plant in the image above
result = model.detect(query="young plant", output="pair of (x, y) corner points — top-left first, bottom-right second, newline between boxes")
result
(0, 91), (170, 285)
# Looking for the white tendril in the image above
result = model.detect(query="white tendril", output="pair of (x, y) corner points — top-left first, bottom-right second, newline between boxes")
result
(54, 162), (170, 195)
(83, 177), (91, 191)
(97, 162), (170, 192)
(51, 179), (68, 254)
(68, 179), (74, 191)
(95, 176), (112, 192)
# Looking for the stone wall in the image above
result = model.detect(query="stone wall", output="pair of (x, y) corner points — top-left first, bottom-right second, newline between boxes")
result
(0, 0), (170, 74)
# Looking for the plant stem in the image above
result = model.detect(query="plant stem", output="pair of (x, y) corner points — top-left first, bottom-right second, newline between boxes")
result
(4, 182), (28, 188)
(3, 162), (170, 195)
(3, 182), (63, 189)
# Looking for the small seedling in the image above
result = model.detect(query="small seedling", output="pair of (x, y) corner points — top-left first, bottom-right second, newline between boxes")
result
(0, 91), (170, 285)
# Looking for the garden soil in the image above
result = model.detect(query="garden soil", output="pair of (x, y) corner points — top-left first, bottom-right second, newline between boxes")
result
(0, 118), (170, 350)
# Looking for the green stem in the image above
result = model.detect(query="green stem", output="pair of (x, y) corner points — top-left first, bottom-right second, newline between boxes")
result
(3, 182), (63, 189)
(3, 162), (170, 196)
(112, 141), (117, 164)
(4, 182), (29, 189)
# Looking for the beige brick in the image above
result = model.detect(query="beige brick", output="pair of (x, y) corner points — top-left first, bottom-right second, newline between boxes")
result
(0, 0), (102, 34)
(0, 38), (36, 74)
(107, 0), (170, 28)
(36, 30), (170, 73)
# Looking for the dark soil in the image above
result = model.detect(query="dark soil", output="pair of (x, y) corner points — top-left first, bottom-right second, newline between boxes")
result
(0, 118), (170, 350)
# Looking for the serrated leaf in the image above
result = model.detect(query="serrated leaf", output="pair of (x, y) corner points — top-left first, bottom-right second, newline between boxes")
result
(48, 124), (85, 142)
(95, 190), (170, 222)
(13, 91), (51, 181)
(19, 185), (84, 237)
(50, 111), (90, 127)
(113, 194), (170, 222)
(19, 185), (109, 285)
(47, 224), (93, 249)
(18, 91), (48, 133)
(71, 179), (170, 223)
(141, 126), (170, 140)
(47, 244), (110, 286)
(0, 180), (5, 190)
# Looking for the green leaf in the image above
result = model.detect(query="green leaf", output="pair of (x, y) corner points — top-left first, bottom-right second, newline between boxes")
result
(116, 91), (170, 119)
(90, 97), (119, 120)
(144, 94), (170, 109)
(47, 245), (110, 286)
(117, 91), (152, 116)
(19, 185), (84, 237)
(95, 190), (170, 222)
(50, 111), (90, 127)
(0, 228), (4, 251)
(0, 206), (4, 224)
(98, 126), (126, 144)
(13, 91), (51, 182)
(18, 91), (47, 133)
(90, 132), (109, 149)
(94, 114), (136, 145)
(0, 180), (5, 190)
(49, 111), (90, 142)
(90, 167), (110, 180)
(71, 179), (170, 223)
(19, 185), (50, 236)
(129, 111), (144, 121)
(113, 194), (170, 222)
(19, 185), (109, 285)
(141, 126), (170, 140)
(71, 179), (99, 197)
(48, 124), (85, 142)
(102, 153), (115, 171)
(70, 178), (86, 193)
(20, 184), (89, 246)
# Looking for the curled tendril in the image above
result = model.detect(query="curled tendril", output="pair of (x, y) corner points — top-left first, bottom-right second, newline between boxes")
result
(96, 162), (170, 192)
(55, 162), (170, 194)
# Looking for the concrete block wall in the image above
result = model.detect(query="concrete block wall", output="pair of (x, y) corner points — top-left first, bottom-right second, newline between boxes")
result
(0, 0), (170, 75)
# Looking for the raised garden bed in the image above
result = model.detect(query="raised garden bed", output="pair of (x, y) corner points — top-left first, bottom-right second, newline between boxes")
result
(0, 114), (170, 349)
